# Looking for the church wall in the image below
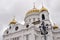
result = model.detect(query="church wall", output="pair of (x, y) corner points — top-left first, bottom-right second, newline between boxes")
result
(3, 26), (38, 40)
(53, 32), (60, 40)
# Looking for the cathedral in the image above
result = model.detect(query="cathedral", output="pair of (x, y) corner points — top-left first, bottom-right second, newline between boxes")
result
(3, 3), (60, 40)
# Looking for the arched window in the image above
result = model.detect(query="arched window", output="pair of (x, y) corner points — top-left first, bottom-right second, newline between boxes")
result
(15, 26), (18, 31)
(42, 14), (45, 20)
(9, 26), (11, 29)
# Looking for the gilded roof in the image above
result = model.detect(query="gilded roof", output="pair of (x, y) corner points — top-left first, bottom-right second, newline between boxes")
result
(53, 23), (58, 29)
(26, 8), (40, 15)
(10, 16), (17, 24)
(26, 6), (48, 15)
(40, 6), (48, 12)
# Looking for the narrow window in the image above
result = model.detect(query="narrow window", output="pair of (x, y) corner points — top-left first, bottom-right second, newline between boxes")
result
(9, 26), (11, 29)
(26, 35), (29, 40)
(35, 35), (38, 40)
(38, 18), (40, 20)
(42, 14), (45, 20)
(33, 18), (35, 21)
(7, 31), (9, 34)
(29, 19), (31, 22)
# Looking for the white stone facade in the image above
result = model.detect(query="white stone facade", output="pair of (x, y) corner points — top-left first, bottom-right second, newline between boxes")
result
(3, 6), (60, 40)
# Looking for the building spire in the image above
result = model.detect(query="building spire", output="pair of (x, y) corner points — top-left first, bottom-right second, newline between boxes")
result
(42, 0), (44, 8)
(13, 16), (15, 21)
(33, 2), (36, 9)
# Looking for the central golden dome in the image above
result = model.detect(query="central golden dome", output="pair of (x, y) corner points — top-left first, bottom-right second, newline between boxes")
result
(26, 8), (39, 15)
(26, 4), (48, 16)
(26, 3), (40, 15)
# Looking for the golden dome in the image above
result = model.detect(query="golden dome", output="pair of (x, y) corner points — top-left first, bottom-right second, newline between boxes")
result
(26, 3), (39, 15)
(10, 16), (17, 24)
(53, 23), (58, 29)
(40, 6), (48, 12)
(26, 8), (39, 15)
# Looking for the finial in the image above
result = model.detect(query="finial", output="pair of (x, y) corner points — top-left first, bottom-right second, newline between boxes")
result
(33, 2), (36, 9)
(54, 23), (57, 26)
(42, 0), (44, 8)
(42, 2), (43, 8)
(54, 23), (56, 25)
(13, 16), (15, 20)
(12, 16), (16, 22)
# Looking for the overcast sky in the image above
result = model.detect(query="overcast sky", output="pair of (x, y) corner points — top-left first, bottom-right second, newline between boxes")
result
(0, 0), (60, 40)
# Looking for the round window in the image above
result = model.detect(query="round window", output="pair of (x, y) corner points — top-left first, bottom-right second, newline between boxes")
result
(26, 25), (29, 28)
(15, 26), (18, 31)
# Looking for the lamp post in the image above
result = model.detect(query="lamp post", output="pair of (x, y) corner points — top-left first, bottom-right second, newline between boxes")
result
(39, 21), (48, 40)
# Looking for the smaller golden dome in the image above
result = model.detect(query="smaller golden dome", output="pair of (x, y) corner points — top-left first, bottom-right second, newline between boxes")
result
(53, 23), (58, 29)
(40, 6), (48, 12)
(10, 16), (17, 24)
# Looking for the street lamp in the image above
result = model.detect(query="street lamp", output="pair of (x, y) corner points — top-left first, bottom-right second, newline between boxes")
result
(39, 21), (48, 40)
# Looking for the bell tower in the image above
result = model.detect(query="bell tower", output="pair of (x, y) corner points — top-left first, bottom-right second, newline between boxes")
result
(39, 3), (53, 40)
